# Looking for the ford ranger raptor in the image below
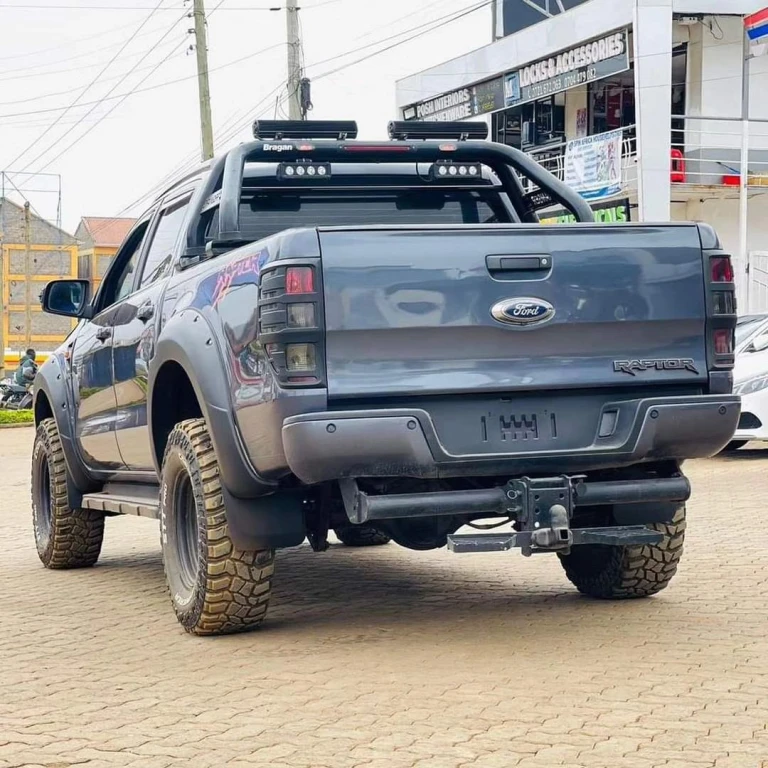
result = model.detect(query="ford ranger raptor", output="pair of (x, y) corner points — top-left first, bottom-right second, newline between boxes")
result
(32, 120), (739, 635)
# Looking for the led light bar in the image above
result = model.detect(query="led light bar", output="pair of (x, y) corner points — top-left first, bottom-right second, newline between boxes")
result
(277, 162), (331, 181)
(253, 119), (358, 140)
(388, 120), (489, 141)
(429, 161), (482, 182)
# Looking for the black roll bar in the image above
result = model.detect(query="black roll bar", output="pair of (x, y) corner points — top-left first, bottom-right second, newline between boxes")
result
(184, 139), (594, 255)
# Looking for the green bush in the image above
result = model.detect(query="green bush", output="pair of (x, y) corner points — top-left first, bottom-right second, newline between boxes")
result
(0, 410), (34, 425)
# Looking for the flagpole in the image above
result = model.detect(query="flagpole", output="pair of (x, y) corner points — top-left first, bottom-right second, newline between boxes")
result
(739, 23), (751, 312)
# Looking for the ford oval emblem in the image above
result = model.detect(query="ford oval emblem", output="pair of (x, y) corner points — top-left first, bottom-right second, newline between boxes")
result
(491, 297), (555, 327)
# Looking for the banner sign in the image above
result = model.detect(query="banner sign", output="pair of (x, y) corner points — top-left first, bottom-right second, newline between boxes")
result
(564, 128), (623, 200)
(402, 28), (629, 121)
(539, 197), (630, 225)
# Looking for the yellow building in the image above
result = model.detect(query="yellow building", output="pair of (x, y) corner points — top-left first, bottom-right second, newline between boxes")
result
(1, 198), (78, 375)
(75, 216), (136, 294)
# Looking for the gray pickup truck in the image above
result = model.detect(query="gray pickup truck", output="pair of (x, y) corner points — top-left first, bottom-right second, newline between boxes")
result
(33, 120), (739, 635)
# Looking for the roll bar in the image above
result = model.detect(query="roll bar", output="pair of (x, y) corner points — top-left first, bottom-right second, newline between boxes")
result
(184, 139), (594, 256)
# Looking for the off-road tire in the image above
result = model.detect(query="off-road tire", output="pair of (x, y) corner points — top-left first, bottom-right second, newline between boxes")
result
(31, 418), (104, 569)
(558, 506), (686, 599)
(160, 418), (275, 635)
(334, 524), (391, 547)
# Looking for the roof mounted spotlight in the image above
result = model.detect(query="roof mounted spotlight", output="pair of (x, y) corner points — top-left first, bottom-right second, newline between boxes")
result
(387, 120), (489, 141)
(253, 119), (358, 140)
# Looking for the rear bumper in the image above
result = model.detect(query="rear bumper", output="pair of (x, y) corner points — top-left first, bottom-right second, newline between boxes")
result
(282, 395), (740, 484)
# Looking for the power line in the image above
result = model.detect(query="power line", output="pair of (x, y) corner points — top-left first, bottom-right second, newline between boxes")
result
(5, 0), (171, 173)
(0, 42), (285, 119)
(0, 2), (277, 8)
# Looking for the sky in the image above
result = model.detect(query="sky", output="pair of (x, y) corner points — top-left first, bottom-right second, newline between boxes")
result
(0, 0), (491, 234)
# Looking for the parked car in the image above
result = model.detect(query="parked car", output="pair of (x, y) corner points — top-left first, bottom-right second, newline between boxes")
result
(726, 313), (768, 450)
(31, 120), (738, 635)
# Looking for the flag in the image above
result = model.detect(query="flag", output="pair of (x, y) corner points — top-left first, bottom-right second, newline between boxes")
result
(745, 8), (768, 41)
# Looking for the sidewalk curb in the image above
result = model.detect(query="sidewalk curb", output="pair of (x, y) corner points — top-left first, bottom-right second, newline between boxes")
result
(0, 423), (34, 430)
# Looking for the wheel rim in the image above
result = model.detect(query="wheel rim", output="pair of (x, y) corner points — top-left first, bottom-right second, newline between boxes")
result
(35, 454), (53, 544)
(174, 474), (200, 590)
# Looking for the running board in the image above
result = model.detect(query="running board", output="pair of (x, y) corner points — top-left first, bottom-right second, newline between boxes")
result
(81, 482), (160, 519)
(447, 526), (663, 554)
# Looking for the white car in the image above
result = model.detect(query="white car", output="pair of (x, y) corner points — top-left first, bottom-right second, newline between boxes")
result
(728, 313), (768, 450)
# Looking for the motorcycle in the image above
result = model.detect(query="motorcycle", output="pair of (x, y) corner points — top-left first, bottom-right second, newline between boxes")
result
(0, 378), (34, 410)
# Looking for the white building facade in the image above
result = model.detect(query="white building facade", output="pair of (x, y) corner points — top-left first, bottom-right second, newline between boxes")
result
(395, 0), (768, 312)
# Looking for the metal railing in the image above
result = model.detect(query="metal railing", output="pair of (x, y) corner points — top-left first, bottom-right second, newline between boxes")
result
(748, 251), (768, 313)
(672, 115), (768, 188)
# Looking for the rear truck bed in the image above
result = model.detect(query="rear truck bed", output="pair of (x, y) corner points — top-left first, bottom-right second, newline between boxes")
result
(275, 221), (737, 555)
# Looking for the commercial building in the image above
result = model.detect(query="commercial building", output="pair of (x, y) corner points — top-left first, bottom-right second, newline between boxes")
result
(396, 0), (768, 311)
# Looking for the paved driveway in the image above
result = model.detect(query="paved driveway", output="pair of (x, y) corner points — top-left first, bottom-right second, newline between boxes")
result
(1, 427), (767, 768)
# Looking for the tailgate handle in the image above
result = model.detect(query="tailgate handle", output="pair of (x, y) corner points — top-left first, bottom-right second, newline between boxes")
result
(486, 255), (551, 273)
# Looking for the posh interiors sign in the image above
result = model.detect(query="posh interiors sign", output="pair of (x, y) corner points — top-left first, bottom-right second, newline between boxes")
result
(403, 29), (629, 122)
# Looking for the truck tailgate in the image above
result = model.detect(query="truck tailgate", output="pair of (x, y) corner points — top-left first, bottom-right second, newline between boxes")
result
(318, 224), (708, 399)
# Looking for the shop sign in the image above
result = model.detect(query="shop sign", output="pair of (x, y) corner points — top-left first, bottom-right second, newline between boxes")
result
(402, 28), (629, 121)
(402, 79), (505, 122)
(564, 128), (623, 200)
(504, 31), (629, 108)
(539, 198), (631, 225)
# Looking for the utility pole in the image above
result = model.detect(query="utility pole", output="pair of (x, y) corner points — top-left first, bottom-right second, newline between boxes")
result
(286, 0), (303, 120)
(24, 202), (31, 353)
(192, 0), (214, 160)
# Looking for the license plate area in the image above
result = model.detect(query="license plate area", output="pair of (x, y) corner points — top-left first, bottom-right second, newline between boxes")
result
(427, 394), (607, 455)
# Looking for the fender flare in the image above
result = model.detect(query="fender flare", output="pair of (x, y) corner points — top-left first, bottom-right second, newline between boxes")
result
(148, 308), (275, 498)
(33, 355), (100, 506)
(148, 309), (304, 549)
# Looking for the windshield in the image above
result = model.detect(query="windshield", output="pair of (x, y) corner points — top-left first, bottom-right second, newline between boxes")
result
(207, 189), (513, 243)
(735, 316), (768, 347)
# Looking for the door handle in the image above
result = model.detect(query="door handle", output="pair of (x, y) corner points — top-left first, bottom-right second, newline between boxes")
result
(137, 302), (155, 322)
(486, 255), (552, 273)
(96, 327), (111, 341)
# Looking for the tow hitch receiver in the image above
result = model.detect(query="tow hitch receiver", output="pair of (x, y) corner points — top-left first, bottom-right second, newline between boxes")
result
(447, 476), (664, 556)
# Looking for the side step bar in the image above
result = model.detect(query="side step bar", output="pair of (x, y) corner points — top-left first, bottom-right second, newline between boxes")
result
(81, 482), (160, 519)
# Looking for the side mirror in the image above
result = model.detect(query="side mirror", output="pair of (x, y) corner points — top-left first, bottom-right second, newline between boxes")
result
(748, 333), (768, 353)
(41, 279), (92, 319)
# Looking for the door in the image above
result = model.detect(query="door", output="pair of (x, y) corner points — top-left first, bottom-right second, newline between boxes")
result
(72, 219), (151, 470)
(112, 192), (193, 470)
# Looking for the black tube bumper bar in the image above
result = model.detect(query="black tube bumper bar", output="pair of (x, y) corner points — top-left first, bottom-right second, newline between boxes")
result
(339, 475), (690, 525)
(183, 137), (595, 255)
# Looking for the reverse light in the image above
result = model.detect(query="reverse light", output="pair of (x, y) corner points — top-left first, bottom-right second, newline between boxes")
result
(734, 374), (768, 396)
(711, 256), (734, 283)
(712, 291), (736, 315)
(286, 343), (316, 372)
(287, 303), (316, 328)
(285, 267), (314, 294)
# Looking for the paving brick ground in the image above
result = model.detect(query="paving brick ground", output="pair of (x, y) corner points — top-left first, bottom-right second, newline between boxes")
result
(1, 426), (767, 768)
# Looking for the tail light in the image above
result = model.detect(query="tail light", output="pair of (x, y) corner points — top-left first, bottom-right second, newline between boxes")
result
(711, 256), (734, 283)
(713, 329), (734, 355)
(702, 242), (737, 392)
(286, 266), (314, 294)
(258, 262), (324, 387)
